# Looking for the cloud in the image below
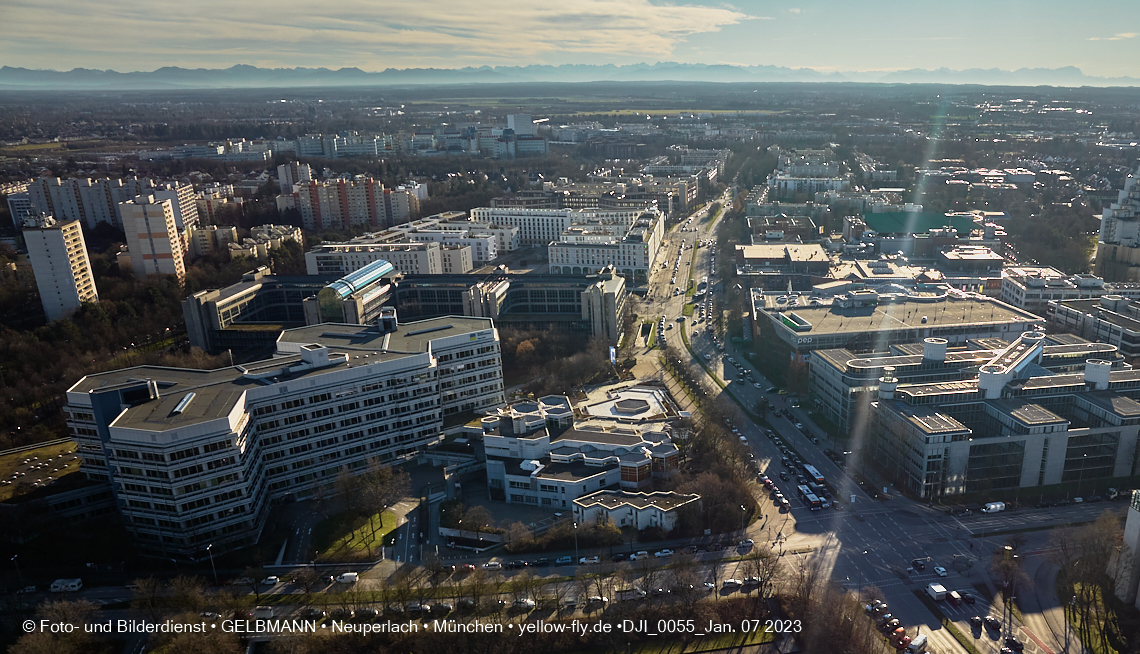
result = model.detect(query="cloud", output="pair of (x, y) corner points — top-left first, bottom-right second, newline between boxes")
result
(1088, 32), (1137, 41)
(787, 7), (803, 14)
(0, 0), (756, 70)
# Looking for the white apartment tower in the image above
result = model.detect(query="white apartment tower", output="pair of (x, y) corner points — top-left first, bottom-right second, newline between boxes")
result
(277, 161), (313, 194)
(22, 214), (99, 321)
(120, 195), (187, 285)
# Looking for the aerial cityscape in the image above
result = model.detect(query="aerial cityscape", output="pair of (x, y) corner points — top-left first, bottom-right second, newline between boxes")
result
(1, 4), (1140, 654)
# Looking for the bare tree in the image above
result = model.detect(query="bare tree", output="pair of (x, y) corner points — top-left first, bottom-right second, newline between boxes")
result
(742, 545), (782, 601)
(130, 576), (165, 622)
(291, 567), (322, 605)
(462, 505), (495, 546)
(634, 557), (663, 598)
(169, 575), (208, 612)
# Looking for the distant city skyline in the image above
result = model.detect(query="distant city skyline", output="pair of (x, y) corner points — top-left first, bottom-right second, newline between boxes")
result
(2, 0), (1137, 79)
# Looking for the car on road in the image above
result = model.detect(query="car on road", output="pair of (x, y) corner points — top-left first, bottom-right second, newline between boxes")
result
(779, 472), (789, 480)
(611, 553), (627, 562)
(535, 558), (550, 566)
(766, 387), (778, 393)
(261, 576), (280, 585)
(16, 586), (36, 594)
(513, 598), (536, 610)
(911, 559), (926, 571)
(934, 566), (948, 577)
(794, 422), (804, 430)
(654, 549), (674, 558)
(739, 539), (754, 548)
(779, 497), (790, 508)
(1004, 637), (1024, 651)
(580, 556), (600, 565)
(703, 582), (716, 591)
(460, 563), (476, 572)
(482, 561), (502, 570)
(722, 579), (742, 589)
(970, 616), (983, 628)
(959, 591), (976, 604)
(984, 616), (1002, 631)
(630, 550), (650, 561)
(555, 556), (574, 566)
(754, 383), (762, 389)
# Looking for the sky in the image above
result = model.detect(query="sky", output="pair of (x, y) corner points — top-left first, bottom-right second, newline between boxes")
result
(1, 0), (1137, 78)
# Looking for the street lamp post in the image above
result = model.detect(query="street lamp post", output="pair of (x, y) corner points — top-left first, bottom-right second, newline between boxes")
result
(573, 522), (579, 563)
(206, 544), (218, 587)
(740, 505), (747, 533)
(1076, 453), (1089, 498)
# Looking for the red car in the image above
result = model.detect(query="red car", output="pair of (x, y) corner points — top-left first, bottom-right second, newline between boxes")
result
(460, 564), (476, 572)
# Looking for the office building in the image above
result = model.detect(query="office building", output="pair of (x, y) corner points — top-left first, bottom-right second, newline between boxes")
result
(865, 331), (1140, 499)
(469, 207), (645, 246)
(811, 333), (1124, 434)
(120, 195), (187, 285)
(1000, 267), (1109, 317)
(182, 264), (400, 357)
(481, 392), (681, 507)
(573, 490), (700, 531)
(548, 211), (664, 283)
(22, 214), (98, 321)
(753, 287), (1044, 353)
(1051, 295), (1140, 359)
(507, 114), (536, 137)
(307, 241), (446, 276)
(66, 316), (503, 555)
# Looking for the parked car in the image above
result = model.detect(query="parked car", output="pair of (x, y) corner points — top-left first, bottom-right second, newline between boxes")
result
(555, 556), (574, 566)
(580, 556), (600, 565)
(629, 551), (650, 561)
(654, 549), (674, 558)
(970, 615), (983, 628)
(512, 598), (536, 610)
(481, 561), (502, 570)
(984, 616), (1002, 631)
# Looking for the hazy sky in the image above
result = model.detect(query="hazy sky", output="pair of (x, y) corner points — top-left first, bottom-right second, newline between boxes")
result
(2, 0), (1137, 77)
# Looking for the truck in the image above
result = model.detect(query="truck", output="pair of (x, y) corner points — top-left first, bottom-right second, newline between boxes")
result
(925, 583), (947, 601)
(616, 588), (647, 601)
(50, 579), (83, 592)
(335, 572), (359, 584)
(906, 634), (928, 654)
(981, 501), (1006, 513)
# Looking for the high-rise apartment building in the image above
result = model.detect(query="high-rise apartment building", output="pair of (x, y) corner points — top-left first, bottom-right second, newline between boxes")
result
(278, 177), (415, 232)
(276, 162), (313, 194)
(26, 176), (197, 231)
(22, 214), (99, 321)
(119, 195), (187, 284)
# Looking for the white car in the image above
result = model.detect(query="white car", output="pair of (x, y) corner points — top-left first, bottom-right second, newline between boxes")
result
(703, 582), (716, 591)
(934, 566), (947, 577)
(482, 561), (502, 570)
(654, 549), (674, 558)
(629, 550), (650, 561)
(580, 556), (600, 565)
(722, 579), (742, 589)
(261, 576), (280, 585)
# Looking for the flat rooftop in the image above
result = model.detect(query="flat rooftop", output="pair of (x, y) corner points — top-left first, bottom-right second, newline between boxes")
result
(883, 401), (970, 435)
(763, 295), (1042, 336)
(69, 317), (493, 432)
(989, 399), (1067, 426)
(278, 316), (495, 353)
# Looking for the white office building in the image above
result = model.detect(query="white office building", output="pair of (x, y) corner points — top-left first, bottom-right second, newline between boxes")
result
(65, 316), (504, 555)
(306, 241), (446, 276)
(468, 207), (647, 246)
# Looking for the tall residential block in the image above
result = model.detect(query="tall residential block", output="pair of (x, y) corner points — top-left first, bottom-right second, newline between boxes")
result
(276, 161), (313, 193)
(120, 195), (187, 284)
(277, 177), (415, 232)
(22, 214), (98, 321)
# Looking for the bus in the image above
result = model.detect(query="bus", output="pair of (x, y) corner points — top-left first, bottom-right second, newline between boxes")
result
(797, 485), (822, 510)
(802, 464), (825, 485)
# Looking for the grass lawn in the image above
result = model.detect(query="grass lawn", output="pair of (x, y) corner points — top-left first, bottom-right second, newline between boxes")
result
(0, 441), (80, 502)
(682, 303), (695, 317)
(312, 510), (398, 563)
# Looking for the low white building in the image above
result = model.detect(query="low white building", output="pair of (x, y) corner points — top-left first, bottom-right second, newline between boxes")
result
(307, 241), (445, 276)
(548, 211), (664, 284)
(573, 490), (700, 531)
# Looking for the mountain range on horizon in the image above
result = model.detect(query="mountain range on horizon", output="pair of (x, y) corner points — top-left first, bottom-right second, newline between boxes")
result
(1, 62), (1138, 90)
